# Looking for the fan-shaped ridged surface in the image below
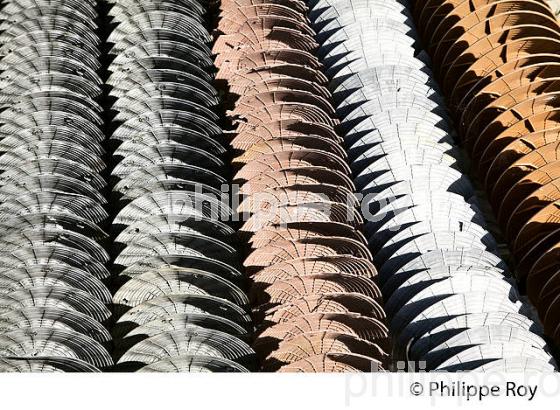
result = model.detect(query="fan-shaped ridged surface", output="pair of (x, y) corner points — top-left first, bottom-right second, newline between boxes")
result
(0, 0), (112, 371)
(412, 0), (560, 350)
(2, 0), (557, 375)
(107, 0), (255, 371)
(307, 0), (556, 371)
(215, 0), (390, 372)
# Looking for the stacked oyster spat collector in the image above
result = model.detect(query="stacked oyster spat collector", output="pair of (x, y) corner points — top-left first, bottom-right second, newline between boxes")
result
(414, 0), (560, 350)
(106, 0), (257, 372)
(0, 0), (112, 371)
(307, 0), (557, 372)
(214, 0), (392, 372)
(0, 0), (558, 373)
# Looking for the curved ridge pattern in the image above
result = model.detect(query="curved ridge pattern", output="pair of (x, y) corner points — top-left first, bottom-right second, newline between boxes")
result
(0, 0), (113, 371)
(307, 0), (557, 372)
(106, 0), (256, 372)
(413, 0), (560, 349)
(214, 0), (391, 372)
